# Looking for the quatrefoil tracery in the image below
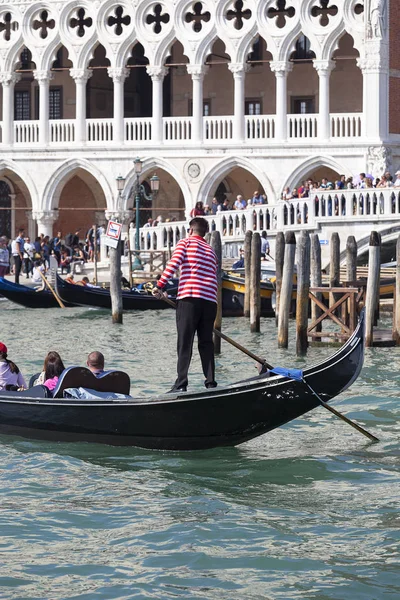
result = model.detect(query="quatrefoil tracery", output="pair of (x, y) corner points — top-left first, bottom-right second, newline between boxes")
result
(107, 6), (131, 36)
(226, 0), (252, 31)
(311, 0), (338, 26)
(267, 0), (295, 29)
(146, 4), (170, 35)
(185, 2), (211, 33)
(69, 7), (93, 38)
(33, 10), (55, 40)
(0, 12), (19, 42)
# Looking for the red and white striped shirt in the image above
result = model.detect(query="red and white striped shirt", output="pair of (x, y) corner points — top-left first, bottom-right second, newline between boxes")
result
(157, 235), (218, 303)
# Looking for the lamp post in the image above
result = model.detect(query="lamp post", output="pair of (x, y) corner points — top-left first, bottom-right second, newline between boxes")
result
(110, 174), (126, 325)
(132, 157), (160, 270)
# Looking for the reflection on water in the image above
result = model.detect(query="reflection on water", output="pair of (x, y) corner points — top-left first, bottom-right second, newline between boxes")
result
(0, 300), (399, 599)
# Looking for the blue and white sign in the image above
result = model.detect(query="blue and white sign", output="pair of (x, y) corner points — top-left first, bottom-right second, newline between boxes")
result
(105, 220), (122, 249)
(320, 240), (329, 245)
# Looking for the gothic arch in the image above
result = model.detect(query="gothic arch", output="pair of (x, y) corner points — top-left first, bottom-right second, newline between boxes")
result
(283, 155), (351, 193)
(197, 157), (275, 205)
(42, 158), (114, 212)
(0, 159), (38, 209)
(122, 157), (192, 213)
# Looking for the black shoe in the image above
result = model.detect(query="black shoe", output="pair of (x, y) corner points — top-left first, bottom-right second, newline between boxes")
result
(167, 386), (187, 394)
(205, 381), (217, 389)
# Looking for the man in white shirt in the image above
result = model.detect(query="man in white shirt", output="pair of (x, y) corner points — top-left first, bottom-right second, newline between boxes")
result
(11, 228), (25, 284)
(23, 237), (35, 279)
(0, 236), (9, 278)
(393, 170), (400, 187)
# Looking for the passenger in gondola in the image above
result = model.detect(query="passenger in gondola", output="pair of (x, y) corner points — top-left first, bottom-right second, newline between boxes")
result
(31, 260), (46, 290)
(0, 342), (27, 391)
(86, 351), (106, 378)
(34, 351), (65, 392)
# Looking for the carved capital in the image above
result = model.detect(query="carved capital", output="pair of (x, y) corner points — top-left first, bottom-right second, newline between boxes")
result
(313, 59), (335, 74)
(146, 66), (168, 80)
(0, 72), (21, 86)
(107, 67), (129, 83)
(70, 68), (93, 83)
(32, 210), (58, 224)
(228, 63), (251, 76)
(33, 70), (54, 84)
(269, 61), (293, 75)
(186, 64), (209, 80)
(105, 210), (132, 223)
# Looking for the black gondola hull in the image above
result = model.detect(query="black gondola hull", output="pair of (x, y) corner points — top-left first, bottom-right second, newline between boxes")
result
(0, 314), (364, 450)
(0, 277), (76, 308)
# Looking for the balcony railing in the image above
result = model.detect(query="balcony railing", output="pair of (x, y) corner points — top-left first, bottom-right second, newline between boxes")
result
(3, 113), (364, 147)
(123, 189), (400, 254)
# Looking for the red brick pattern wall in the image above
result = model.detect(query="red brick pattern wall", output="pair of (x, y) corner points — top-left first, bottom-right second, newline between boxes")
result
(389, 0), (400, 133)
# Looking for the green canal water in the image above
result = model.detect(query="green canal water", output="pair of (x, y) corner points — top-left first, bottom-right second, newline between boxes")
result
(0, 301), (399, 599)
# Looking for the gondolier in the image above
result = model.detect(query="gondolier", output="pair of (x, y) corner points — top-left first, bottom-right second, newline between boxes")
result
(153, 217), (218, 393)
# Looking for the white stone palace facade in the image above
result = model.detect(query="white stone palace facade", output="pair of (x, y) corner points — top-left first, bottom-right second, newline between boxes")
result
(0, 0), (398, 240)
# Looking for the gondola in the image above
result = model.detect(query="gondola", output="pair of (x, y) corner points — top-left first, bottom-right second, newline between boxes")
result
(55, 274), (176, 310)
(0, 277), (76, 309)
(0, 312), (365, 450)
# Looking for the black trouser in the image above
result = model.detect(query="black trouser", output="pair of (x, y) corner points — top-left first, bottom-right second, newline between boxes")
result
(174, 297), (217, 389)
(24, 257), (33, 277)
(14, 255), (22, 284)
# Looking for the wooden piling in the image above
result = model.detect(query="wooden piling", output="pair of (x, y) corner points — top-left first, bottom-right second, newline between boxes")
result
(310, 233), (322, 337)
(250, 232), (261, 333)
(244, 230), (253, 318)
(211, 231), (223, 353)
(275, 231), (285, 326)
(393, 235), (400, 344)
(93, 224), (98, 286)
(278, 231), (296, 348)
(346, 235), (357, 284)
(365, 231), (381, 347)
(110, 242), (123, 324)
(330, 232), (340, 308)
(127, 236), (133, 288)
(296, 231), (310, 355)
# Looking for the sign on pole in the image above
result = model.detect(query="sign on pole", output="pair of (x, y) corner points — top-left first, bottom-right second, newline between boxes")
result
(105, 221), (122, 249)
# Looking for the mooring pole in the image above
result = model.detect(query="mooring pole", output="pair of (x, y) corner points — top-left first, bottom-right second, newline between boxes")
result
(346, 235), (357, 284)
(296, 231), (310, 356)
(244, 230), (252, 318)
(211, 230), (222, 354)
(250, 232), (261, 333)
(278, 231), (296, 348)
(275, 231), (285, 326)
(394, 235), (400, 345)
(365, 231), (380, 347)
(110, 240), (123, 324)
(310, 233), (322, 338)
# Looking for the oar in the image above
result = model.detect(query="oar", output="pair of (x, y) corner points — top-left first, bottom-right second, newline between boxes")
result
(37, 270), (66, 309)
(161, 294), (273, 369)
(161, 294), (378, 443)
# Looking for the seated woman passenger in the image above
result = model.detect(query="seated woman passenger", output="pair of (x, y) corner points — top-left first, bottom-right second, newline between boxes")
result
(0, 342), (27, 390)
(35, 351), (65, 392)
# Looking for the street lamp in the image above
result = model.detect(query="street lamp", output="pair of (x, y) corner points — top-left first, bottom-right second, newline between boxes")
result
(132, 157), (159, 270)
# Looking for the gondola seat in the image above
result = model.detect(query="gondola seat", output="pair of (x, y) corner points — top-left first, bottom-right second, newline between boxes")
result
(52, 367), (131, 398)
(0, 385), (51, 399)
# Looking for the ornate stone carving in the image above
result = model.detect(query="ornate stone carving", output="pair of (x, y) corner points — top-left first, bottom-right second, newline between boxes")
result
(146, 66), (168, 80)
(105, 210), (132, 223)
(70, 68), (93, 83)
(32, 210), (58, 224)
(269, 61), (293, 75)
(0, 72), (21, 86)
(228, 62), (251, 75)
(33, 70), (54, 84)
(186, 64), (209, 79)
(313, 59), (335, 74)
(368, 0), (387, 39)
(107, 67), (129, 83)
(367, 146), (392, 177)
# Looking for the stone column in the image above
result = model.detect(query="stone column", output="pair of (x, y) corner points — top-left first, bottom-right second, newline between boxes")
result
(358, 41), (389, 141)
(32, 210), (57, 239)
(108, 67), (129, 145)
(25, 210), (35, 240)
(70, 69), (92, 144)
(146, 66), (168, 144)
(33, 70), (54, 146)
(314, 59), (334, 141)
(0, 73), (21, 145)
(228, 63), (250, 143)
(187, 65), (208, 144)
(270, 61), (292, 142)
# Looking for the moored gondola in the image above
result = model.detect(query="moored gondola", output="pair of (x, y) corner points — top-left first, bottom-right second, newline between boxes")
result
(0, 312), (365, 450)
(0, 277), (76, 309)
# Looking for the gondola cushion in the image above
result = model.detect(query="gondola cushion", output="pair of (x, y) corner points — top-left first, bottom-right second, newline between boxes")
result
(52, 367), (131, 398)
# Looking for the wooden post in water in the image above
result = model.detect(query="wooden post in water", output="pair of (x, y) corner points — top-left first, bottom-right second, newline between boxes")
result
(394, 235), (400, 345)
(310, 233), (322, 338)
(330, 232), (340, 309)
(110, 240), (123, 324)
(278, 231), (296, 348)
(244, 230), (252, 318)
(296, 231), (310, 356)
(93, 224), (98, 286)
(211, 231), (222, 353)
(346, 236), (357, 283)
(275, 231), (285, 326)
(365, 231), (381, 347)
(250, 232), (261, 333)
